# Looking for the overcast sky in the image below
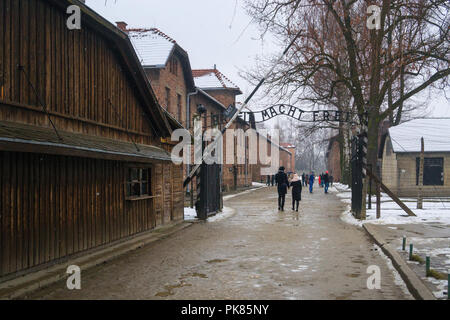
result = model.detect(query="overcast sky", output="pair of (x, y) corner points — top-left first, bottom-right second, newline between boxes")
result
(85, 0), (277, 100)
(85, 0), (449, 119)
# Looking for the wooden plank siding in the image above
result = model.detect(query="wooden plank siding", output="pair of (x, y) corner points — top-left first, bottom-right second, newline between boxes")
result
(0, 0), (155, 145)
(0, 0), (184, 280)
(0, 151), (184, 278)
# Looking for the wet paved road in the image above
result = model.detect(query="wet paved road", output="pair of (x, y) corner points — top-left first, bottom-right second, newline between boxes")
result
(27, 185), (412, 299)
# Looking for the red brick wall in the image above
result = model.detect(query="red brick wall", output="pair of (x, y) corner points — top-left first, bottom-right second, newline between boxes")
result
(203, 89), (238, 109)
(327, 140), (341, 181)
(145, 54), (188, 126)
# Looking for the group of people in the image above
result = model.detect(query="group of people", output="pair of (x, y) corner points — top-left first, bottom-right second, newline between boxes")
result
(274, 167), (302, 212)
(270, 168), (334, 212)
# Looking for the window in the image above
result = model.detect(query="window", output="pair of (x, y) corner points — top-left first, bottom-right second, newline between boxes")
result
(165, 87), (171, 111)
(177, 94), (182, 122)
(169, 57), (178, 75)
(416, 157), (444, 186)
(126, 167), (152, 198)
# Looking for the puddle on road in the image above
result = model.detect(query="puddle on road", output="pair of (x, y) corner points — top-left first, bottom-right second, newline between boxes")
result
(189, 272), (208, 279)
(351, 255), (367, 264)
(331, 289), (361, 300)
(155, 281), (192, 297)
(345, 273), (360, 278)
(206, 259), (228, 264)
(181, 272), (208, 279)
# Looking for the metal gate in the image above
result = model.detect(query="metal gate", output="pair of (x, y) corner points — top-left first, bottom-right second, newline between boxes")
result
(196, 162), (222, 220)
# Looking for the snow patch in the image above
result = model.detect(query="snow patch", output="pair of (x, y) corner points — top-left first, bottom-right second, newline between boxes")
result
(252, 181), (267, 187)
(184, 207), (198, 221)
(208, 206), (236, 222)
(335, 183), (450, 226)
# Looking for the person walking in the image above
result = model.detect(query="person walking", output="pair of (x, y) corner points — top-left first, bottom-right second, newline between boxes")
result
(309, 172), (315, 193)
(271, 174), (275, 186)
(289, 173), (302, 211)
(266, 175), (271, 186)
(323, 171), (330, 194)
(275, 166), (289, 211)
(302, 173), (306, 186)
(305, 174), (309, 187)
(318, 174), (322, 188)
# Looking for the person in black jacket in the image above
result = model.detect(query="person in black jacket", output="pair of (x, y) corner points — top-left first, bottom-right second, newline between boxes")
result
(289, 173), (302, 211)
(275, 166), (289, 211)
(323, 171), (330, 193)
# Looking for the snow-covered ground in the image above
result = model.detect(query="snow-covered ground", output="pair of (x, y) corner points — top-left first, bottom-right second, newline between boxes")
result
(184, 207), (197, 221)
(183, 206), (237, 222)
(332, 182), (450, 299)
(332, 183), (450, 226)
(252, 181), (267, 187)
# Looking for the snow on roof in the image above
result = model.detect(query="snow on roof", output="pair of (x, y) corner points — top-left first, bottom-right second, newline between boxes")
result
(127, 28), (176, 68)
(281, 142), (296, 149)
(389, 119), (450, 153)
(192, 69), (240, 91)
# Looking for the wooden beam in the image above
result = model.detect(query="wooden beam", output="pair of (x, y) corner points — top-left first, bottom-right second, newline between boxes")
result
(366, 168), (416, 217)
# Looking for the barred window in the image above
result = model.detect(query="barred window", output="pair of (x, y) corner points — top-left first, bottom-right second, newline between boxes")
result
(416, 157), (444, 186)
(126, 168), (152, 198)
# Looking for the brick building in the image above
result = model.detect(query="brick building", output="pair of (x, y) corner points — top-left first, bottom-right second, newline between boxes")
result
(326, 135), (342, 181)
(251, 134), (295, 182)
(326, 120), (391, 182)
(381, 119), (450, 197)
(280, 143), (296, 173)
(118, 24), (196, 128)
(118, 23), (252, 191)
(193, 68), (252, 190)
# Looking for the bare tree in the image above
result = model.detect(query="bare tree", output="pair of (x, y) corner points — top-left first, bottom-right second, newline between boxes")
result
(245, 0), (450, 217)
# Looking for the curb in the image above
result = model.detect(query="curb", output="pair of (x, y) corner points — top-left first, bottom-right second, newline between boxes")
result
(0, 221), (193, 300)
(363, 223), (436, 300)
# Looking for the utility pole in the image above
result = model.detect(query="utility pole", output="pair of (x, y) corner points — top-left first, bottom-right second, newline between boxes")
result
(417, 137), (424, 209)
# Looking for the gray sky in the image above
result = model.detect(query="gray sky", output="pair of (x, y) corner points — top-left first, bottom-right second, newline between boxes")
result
(85, 0), (449, 119)
(85, 0), (277, 101)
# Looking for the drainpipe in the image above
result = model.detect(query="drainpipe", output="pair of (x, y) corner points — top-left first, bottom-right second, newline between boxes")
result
(187, 89), (198, 208)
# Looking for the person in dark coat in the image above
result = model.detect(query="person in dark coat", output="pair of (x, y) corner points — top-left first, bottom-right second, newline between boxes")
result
(289, 173), (302, 211)
(302, 173), (306, 186)
(305, 174), (309, 186)
(266, 175), (271, 186)
(309, 172), (315, 193)
(275, 166), (289, 211)
(323, 171), (330, 193)
(271, 174), (275, 186)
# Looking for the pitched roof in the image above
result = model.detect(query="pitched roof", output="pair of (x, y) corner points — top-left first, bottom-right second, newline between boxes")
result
(126, 27), (195, 92)
(128, 28), (176, 68)
(192, 69), (242, 93)
(389, 119), (450, 153)
(0, 120), (175, 163)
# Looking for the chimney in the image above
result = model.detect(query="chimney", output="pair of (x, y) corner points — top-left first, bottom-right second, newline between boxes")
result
(116, 21), (128, 32)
